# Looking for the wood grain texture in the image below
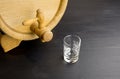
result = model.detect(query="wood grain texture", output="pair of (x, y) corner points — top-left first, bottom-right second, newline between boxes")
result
(0, 0), (68, 40)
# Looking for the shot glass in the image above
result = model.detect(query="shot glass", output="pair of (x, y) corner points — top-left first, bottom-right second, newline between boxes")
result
(63, 35), (81, 63)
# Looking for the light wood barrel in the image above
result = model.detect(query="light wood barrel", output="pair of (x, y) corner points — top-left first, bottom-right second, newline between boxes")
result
(0, 0), (68, 40)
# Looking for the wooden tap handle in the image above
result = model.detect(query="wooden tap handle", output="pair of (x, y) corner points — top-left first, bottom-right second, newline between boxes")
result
(23, 9), (53, 42)
(22, 9), (43, 26)
(22, 18), (38, 26)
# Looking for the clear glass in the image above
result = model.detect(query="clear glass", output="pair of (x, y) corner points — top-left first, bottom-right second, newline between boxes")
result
(63, 35), (81, 63)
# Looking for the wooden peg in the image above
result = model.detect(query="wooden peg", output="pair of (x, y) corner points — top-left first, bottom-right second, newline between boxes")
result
(30, 23), (53, 42)
(41, 30), (53, 42)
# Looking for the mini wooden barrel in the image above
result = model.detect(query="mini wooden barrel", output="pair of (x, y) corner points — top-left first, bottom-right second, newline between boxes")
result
(0, 0), (68, 40)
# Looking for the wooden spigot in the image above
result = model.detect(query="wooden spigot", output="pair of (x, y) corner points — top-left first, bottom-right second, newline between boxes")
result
(23, 9), (53, 42)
